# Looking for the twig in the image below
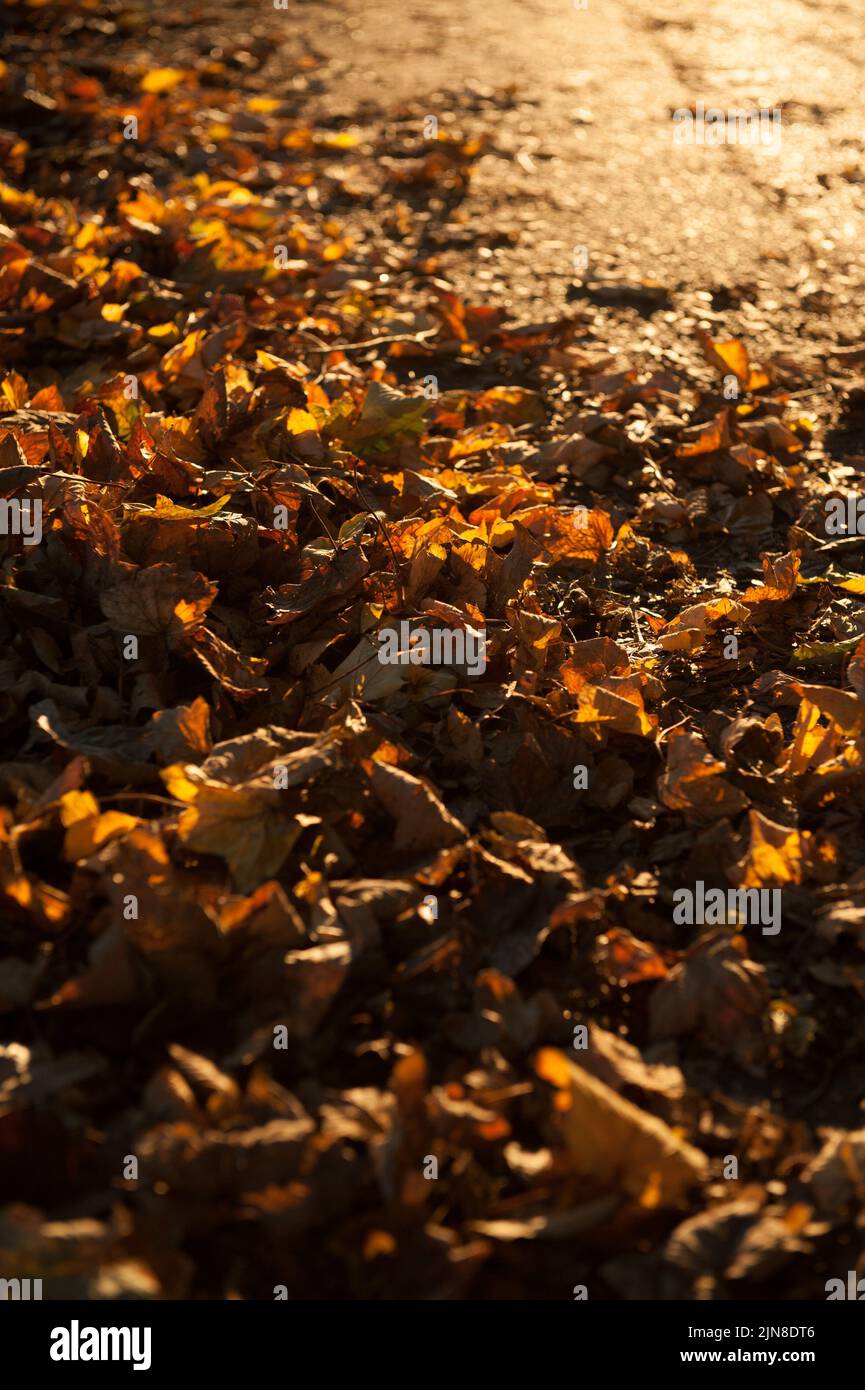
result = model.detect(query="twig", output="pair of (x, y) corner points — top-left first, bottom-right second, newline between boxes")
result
(352, 456), (405, 609)
(296, 327), (439, 355)
(307, 496), (342, 555)
(99, 792), (186, 808)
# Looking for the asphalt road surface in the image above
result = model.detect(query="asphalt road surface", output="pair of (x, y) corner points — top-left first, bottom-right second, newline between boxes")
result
(262, 0), (864, 360)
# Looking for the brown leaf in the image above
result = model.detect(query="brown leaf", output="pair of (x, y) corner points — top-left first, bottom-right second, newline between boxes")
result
(649, 931), (768, 1067)
(365, 759), (466, 852)
(100, 563), (217, 644)
(536, 1048), (708, 1206)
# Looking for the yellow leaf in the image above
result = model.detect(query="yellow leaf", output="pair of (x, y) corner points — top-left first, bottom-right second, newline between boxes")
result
(58, 790), (99, 826)
(318, 132), (359, 150)
(323, 239), (351, 262)
(285, 408), (319, 435)
(657, 597), (749, 652)
(786, 699), (832, 778)
(152, 495), (230, 521)
(736, 810), (805, 887)
(4, 876), (71, 929)
(701, 334), (768, 390)
(162, 764), (200, 803)
(742, 552), (800, 610)
(161, 767), (317, 891)
(140, 67), (189, 94)
(572, 681), (656, 738)
(64, 811), (139, 862)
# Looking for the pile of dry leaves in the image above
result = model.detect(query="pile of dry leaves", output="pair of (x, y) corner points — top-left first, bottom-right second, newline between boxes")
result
(1, 0), (865, 1300)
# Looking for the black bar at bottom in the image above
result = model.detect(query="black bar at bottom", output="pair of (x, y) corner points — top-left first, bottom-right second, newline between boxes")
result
(0, 1298), (857, 1376)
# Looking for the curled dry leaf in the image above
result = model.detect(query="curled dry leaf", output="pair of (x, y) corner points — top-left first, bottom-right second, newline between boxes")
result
(649, 931), (768, 1068)
(365, 758), (467, 852)
(99, 563), (217, 644)
(536, 1048), (708, 1207)
(802, 1128), (865, 1213)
